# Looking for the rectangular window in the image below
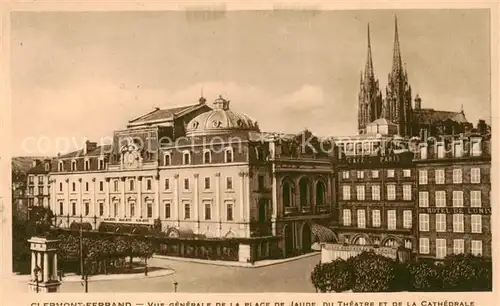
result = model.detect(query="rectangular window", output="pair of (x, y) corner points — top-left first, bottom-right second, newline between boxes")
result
(420, 145), (428, 159)
(403, 210), (412, 229)
(403, 184), (412, 201)
(435, 169), (445, 184)
(85, 182), (89, 192)
(59, 182), (63, 192)
(99, 181), (104, 192)
(387, 210), (396, 230)
(387, 185), (396, 200)
(357, 171), (364, 179)
(204, 177), (211, 190)
(164, 178), (170, 190)
(258, 175), (265, 191)
(419, 214), (429, 232)
(99, 202), (104, 216)
(59, 202), (64, 215)
(356, 185), (365, 201)
(357, 209), (366, 228)
(72, 182), (76, 192)
(453, 239), (465, 255)
(471, 240), (483, 256)
(437, 144), (445, 158)
(342, 171), (350, 179)
(436, 238), (447, 259)
(342, 185), (351, 200)
(419, 170), (428, 185)
(28, 187), (34, 195)
(71, 202), (76, 216)
(205, 203), (211, 220)
(471, 191), (482, 207)
(165, 203), (171, 219)
(29, 176), (34, 184)
(372, 210), (381, 227)
(453, 169), (463, 184)
(371, 185), (380, 201)
(471, 215), (482, 233)
(184, 178), (189, 190)
(147, 202), (152, 218)
(371, 170), (379, 179)
(453, 214), (464, 233)
(342, 209), (351, 226)
(146, 179), (152, 191)
(403, 169), (411, 177)
(436, 214), (446, 232)
(419, 191), (429, 207)
(113, 180), (118, 192)
(471, 168), (481, 183)
(38, 186), (44, 195)
(129, 180), (134, 191)
(38, 176), (44, 184)
(452, 191), (463, 207)
(471, 140), (482, 156)
(435, 191), (446, 207)
(419, 238), (430, 254)
(387, 169), (395, 178)
(226, 177), (233, 190)
(84, 202), (89, 216)
(227, 203), (234, 221)
(184, 203), (191, 219)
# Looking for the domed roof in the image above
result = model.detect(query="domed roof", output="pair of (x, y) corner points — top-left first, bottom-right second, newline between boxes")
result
(186, 95), (260, 137)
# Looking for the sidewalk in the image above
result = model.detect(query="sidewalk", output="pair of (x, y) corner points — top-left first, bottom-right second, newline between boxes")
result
(9, 267), (174, 283)
(153, 251), (320, 268)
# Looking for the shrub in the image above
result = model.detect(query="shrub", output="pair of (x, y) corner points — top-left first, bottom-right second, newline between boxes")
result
(440, 254), (492, 291)
(347, 251), (397, 292)
(311, 259), (352, 292)
(406, 260), (441, 291)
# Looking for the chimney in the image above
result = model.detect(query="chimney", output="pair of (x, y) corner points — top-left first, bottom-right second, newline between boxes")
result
(32, 159), (41, 168)
(84, 141), (98, 155)
(414, 94), (422, 110)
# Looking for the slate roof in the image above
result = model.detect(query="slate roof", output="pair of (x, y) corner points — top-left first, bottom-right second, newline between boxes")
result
(59, 144), (113, 159)
(128, 104), (201, 126)
(413, 109), (469, 125)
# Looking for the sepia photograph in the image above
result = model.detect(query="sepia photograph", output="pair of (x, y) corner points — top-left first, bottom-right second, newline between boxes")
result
(4, 4), (495, 299)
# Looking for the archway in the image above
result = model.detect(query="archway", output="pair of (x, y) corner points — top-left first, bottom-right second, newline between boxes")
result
(381, 236), (402, 248)
(283, 225), (294, 257)
(302, 223), (312, 252)
(316, 180), (326, 207)
(298, 177), (311, 208)
(352, 234), (370, 246)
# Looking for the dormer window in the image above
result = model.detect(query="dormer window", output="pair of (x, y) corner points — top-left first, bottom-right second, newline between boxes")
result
(164, 152), (171, 166)
(225, 148), (233, 163)
(203, 150), (211, 164)
(71, 160), (77, 171)
(58, 161), (64, 172)
(471, 138), (482, 156)
(45, 163), (50, 171)
(183, 151), (191, 165)
(84, 159), (90, 171)
(98, 157), (105, 170)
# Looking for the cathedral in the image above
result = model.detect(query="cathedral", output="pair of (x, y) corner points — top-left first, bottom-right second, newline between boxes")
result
(358, 17), (471, 138)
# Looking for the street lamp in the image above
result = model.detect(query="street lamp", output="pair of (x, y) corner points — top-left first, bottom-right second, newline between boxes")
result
(173, 281), (178, 292)
(33, 265), (41, 293)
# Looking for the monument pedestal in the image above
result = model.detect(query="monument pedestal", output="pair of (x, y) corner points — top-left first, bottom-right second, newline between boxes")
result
(28, 236), (61, 293)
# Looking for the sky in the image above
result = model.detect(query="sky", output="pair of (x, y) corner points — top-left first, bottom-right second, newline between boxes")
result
(10, 9), (491, 156)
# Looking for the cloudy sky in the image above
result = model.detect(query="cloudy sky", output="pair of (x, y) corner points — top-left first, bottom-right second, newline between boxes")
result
(11, 9), (491, 156)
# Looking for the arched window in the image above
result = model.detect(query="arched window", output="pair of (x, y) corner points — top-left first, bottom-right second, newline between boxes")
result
(84, 159), (90, 170)
(384, 238), (396, 247)
(58, 161), (64, 172)
(355, 237), (366, 245)
(225, 148), (233, 163)
(130, 201), (135, 217)
(183, 151), (191, 165)
(316, 180), (326, 206)
(282, 181), (292, 207)
(203, 150), (211, 164)
(164, 153), (171, 166)
(71, 160), (77, 171)
(299, 177), (311, 207)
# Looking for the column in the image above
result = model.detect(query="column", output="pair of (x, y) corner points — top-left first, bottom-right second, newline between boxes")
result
(105, 178), (111, 217)
(155, 174), (160, 219)
(121, 177), (126, 218)
(92, 178), (96, 217)
(43, 252), (49, 282)
(327, 174), (332, 207)
(215, 172), (221, 236)
(36, 252), (42, 271)
(244, 172), (251, 236)
(137, 176), (142, 217)
(65, 179), (70, 217)
(51, 179), (56, 212)
(53, 252), (58, 280)
(78, 178), (83, 217)
(193, 173), (199, 232)
(239, 172), (245, 230)
(271, 169), (278, 235)
(31, 251), (36, 280)
(174, 174), (180, 226)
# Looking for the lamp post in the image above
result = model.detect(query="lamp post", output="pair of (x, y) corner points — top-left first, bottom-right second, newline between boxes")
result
(173, 281), (178, 292)
(33, 265), (41, 293)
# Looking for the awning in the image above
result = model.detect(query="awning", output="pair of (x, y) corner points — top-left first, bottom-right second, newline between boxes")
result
(311, 223), (337, 243)
(97, 222), (153, 235)
(166, 227), (195, 238)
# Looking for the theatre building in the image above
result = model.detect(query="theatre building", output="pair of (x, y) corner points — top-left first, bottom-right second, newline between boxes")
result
(414, 134), (492, 259)
(48, 96), (337, 261)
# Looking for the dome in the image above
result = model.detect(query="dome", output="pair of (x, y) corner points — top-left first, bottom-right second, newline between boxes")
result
(186, 95), (260, 137)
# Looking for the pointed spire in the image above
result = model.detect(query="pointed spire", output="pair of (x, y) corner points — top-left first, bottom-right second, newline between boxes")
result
(364, 23), (374, 81)
(392, 15), (403, 74)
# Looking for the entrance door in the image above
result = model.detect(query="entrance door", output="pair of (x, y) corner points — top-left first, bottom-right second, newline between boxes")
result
(284, 225), (294, 257)
(258, 200), (267, 222)
(302, 223), (312, 252)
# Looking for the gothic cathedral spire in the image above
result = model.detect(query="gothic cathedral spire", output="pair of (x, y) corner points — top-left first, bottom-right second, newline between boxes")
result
(358, 23), (383, 134)
(384, 15), (413, 136)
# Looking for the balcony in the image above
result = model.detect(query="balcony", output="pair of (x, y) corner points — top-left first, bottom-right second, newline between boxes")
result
(250, 222), (272, 237)
(284, 205), (331, 216)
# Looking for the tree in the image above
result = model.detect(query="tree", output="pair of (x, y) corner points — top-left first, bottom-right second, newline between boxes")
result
(347, 251), (397, 292)
(440, 254), (492, 291)
(405, 260), (441, 291)
(311, 259), (353, 292)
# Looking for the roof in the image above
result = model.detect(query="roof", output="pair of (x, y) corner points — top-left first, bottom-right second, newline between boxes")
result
(59, 144), (112, 159)
(128, 104), (201, 126)
(12, 157), (53, 175)
(413, 109), (469, 125)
